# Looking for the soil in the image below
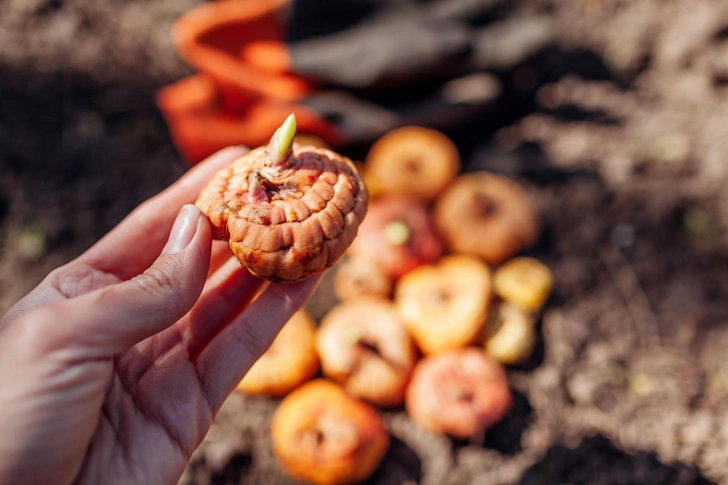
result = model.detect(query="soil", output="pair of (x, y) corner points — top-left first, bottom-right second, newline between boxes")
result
(2, 0), (728, 484)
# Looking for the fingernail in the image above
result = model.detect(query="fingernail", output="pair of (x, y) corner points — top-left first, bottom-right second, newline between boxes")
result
(162, 204), (201, 254)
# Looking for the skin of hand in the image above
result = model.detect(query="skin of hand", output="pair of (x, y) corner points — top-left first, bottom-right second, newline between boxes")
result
(0, 147), (321, 485)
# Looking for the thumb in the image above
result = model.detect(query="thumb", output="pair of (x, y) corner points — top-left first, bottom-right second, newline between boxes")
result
(19, 204), (212, 358)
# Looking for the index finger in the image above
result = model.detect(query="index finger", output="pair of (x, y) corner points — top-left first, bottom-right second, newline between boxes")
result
(194, 275), (322, 412)
(76, 147), (248, 280)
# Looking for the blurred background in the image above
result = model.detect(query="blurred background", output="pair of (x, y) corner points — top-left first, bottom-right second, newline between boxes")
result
(1, 0), (728, 484)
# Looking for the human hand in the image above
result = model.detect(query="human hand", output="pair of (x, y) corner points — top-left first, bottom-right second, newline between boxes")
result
(0, 147), (321, 485)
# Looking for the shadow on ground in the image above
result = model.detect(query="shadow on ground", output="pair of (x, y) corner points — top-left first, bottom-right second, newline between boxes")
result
(516, 434), (717, 485)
